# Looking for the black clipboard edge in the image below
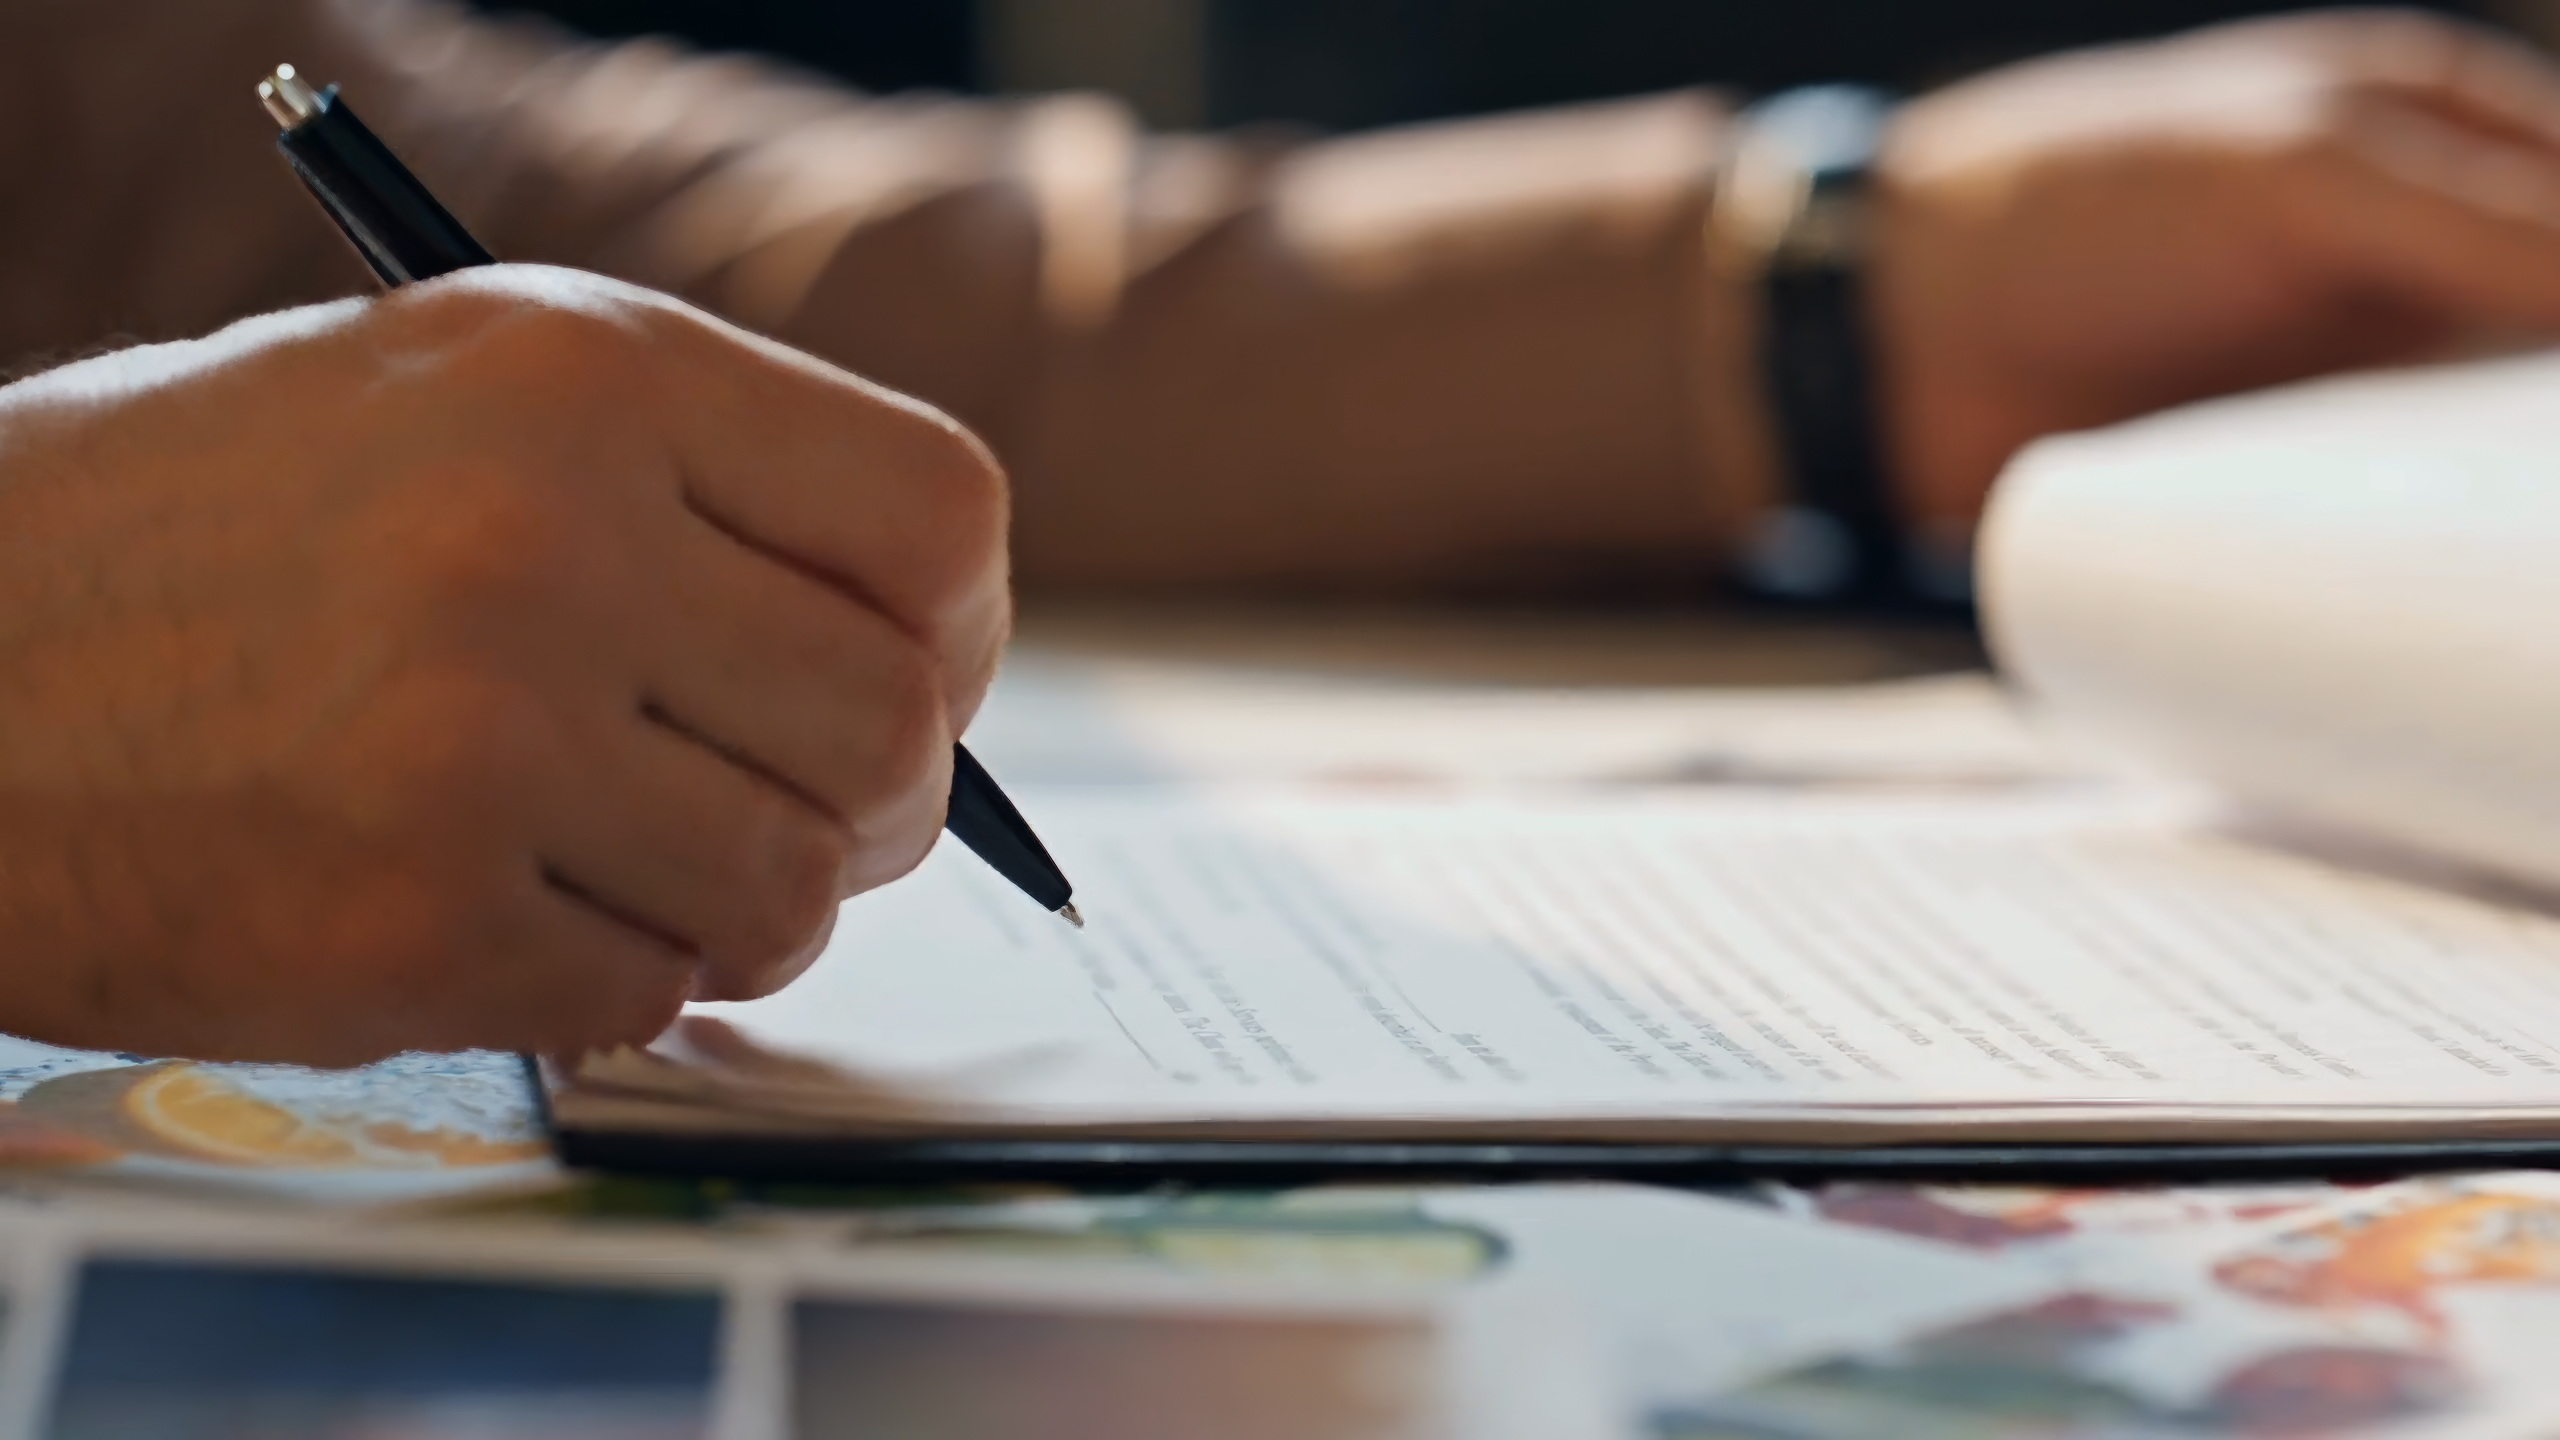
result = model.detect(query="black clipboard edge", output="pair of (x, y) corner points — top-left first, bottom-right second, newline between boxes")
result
(548, 1125), (2560, 1189)
(527, 1059), (2560, 1187)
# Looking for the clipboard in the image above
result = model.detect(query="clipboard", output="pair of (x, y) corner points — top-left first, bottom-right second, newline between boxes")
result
(548, 1130), (2560, 1187)
(533, 1067), (2560, 1187)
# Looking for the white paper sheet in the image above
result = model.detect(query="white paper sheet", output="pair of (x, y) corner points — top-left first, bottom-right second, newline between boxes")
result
(963, 660), (2075, 790)
(582, 788), (2560, 1140)
(1987, 347), (2560, 897)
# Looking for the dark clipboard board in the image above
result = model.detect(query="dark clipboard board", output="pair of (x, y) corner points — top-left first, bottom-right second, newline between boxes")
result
(531, 1064), (2560, 1189)
(548, 1130), (2560, 1189)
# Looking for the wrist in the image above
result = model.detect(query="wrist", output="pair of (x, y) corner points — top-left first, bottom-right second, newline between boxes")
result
(1865, 116), (2016, 540)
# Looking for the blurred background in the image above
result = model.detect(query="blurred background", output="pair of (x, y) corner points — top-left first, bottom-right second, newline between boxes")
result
(494, 0), (2551, 130)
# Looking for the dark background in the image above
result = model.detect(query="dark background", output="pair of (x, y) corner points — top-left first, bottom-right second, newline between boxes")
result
(1208, 0), (2486, 127)
(496, 0), (2493, 129)
(501, 0), (979, 99)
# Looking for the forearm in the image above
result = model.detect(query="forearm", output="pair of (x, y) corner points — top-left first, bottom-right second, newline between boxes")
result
(349, 8), (1778, 594)
(1005, 94), (1775, 596)
(0, 0), (1779, 596)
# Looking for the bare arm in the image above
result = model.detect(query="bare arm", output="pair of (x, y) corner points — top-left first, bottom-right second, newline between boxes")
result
(0, 0), (1761, 597)
(15, 3), (2560, 600)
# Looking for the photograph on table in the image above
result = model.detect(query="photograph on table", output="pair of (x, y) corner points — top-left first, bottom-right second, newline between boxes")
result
(40, 1260), (722, 1440)
(1706, 1173), (2560, 1438)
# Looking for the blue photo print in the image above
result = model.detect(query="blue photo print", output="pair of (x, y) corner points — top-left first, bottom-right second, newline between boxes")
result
(45, 1258), (720, 1439)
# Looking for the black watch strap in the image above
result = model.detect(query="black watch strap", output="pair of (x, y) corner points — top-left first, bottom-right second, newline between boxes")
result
(1716, 86), (1971, 613)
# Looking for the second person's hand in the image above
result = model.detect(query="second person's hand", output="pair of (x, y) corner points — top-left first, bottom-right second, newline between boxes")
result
(1872, 10), (2560, 525)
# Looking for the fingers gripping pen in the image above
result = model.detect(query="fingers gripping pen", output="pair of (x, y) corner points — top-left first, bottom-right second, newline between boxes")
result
(258, 64), (1084, 929)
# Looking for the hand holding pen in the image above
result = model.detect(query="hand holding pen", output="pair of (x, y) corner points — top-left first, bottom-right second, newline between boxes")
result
(258, 63), (1077, 931)
(0, 261), (1013, 1064)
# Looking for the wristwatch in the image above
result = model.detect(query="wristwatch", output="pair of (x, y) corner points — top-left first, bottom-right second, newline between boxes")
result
(1712, 85), (1972, 611)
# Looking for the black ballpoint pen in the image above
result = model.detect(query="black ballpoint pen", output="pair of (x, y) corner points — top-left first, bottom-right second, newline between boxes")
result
(256, 64), (1082, 928)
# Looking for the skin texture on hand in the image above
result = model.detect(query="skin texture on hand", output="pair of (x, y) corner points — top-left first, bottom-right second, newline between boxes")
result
(1871, 10), (2560, 527)
(0, 266), (1009, 1066)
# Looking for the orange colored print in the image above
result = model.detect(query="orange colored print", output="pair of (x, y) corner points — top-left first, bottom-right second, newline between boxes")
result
(17, 1061), (545, 1170)
(2216, 1189), (2560, 1339)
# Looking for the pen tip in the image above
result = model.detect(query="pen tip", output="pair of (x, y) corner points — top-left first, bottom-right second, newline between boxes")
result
(1059, 902), (1085, 930)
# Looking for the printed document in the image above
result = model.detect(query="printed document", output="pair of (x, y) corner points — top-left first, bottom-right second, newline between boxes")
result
(571, 788), (2560, 1141)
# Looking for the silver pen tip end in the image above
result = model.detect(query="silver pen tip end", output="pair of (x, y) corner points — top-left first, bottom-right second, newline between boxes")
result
(1059, 902), (1086, 930)
(258, 64), (322, 130)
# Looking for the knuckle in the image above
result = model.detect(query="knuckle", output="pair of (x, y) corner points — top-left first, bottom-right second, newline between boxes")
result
(580, 970), (691, 1053)
(911, 419), (1010, 536)
(410, 271), (656, 395)
(393, 275), (523, 338)
(2340, 8), (2483, 61)
(519, 295), (650, 360)
(857, 641), (950, 804)
(2237, 91), (2360, 170)
(493, 306), (650, 400)
(879, 805), (946, 886)
(843, 793), (946, 900)
(795, 626), (953, 821)
(890, 414), (1011, 602)
(837, 716), (954, 898)
(2243, 9), (2459, 61)
(2264, 10), (2499, 102)
(742, 810), (850, 960)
